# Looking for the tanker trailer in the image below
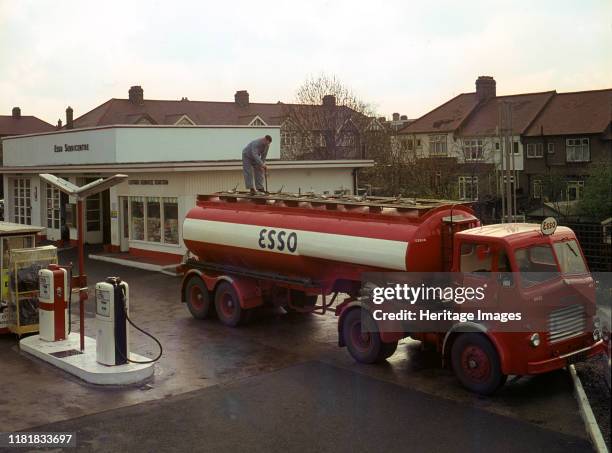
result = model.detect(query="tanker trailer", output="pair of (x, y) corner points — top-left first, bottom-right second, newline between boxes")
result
(181, 192), (604, 394)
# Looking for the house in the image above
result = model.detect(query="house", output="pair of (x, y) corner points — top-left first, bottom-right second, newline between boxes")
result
(66, 86), (367, 161)
(521, 89), (612, 204)
(397, 77), (612, 213)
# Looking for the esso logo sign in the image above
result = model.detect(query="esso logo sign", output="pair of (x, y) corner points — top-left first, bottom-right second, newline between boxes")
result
(541, 217), (557, 236)
(258, 228), (298, 253)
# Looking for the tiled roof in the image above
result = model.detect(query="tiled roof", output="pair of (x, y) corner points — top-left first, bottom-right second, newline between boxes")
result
(73, 98), (289, 128)
(398, 93), (479, 134)
(459, 91), (555, 136)
(524, 89), (612, 136)
(0, 115), (55, 136)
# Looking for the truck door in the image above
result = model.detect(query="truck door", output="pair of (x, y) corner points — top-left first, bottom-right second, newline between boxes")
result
(457, 241), (499, 309)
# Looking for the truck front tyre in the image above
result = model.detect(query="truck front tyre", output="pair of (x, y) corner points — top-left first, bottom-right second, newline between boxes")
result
(214, 281), (251, 327)
(342, 309), (398, 363)
(451, 333), (506, 395)
(185, 278), (213, 320)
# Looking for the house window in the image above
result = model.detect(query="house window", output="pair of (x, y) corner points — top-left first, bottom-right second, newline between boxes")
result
(526, 143), (543, 158)
(566, 138), (590, 162)
(567, 181), (584, 201)
(46, 185), (60, 229)
(458, 176), (478, 200)
(547, 143), (555, 154)
(342, 133), (356, 147)
(533, 179), (543, 199)
(250, 117), (266, 126)
(401, 138), (413, 151)
(495, 141), (500, 150)
(513, 141), (519, 154)
(434, 171), (442, 188)
(12, 178), (32, 225)
(429, 135), (447, 156)
(464, 139), (484, 161)
(281, 131), (299, 147)
(416, 139), (422, 148)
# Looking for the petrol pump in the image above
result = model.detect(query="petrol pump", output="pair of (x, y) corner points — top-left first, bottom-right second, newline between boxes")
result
(95, 277), (129, 366)
(38, 264), (69, 342)
(95, 276), (163, 366)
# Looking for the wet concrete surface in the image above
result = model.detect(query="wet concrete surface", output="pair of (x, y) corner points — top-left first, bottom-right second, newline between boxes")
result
(0, 246), (590, 447)
(12, 362), (591, 453)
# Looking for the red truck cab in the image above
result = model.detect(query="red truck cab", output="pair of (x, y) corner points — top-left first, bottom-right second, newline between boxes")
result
(439, 223), (604, 393)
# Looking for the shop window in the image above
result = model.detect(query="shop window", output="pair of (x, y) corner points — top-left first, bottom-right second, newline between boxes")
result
(146, 198), (161, 242)
(163, 198), (179, 244)
(12, 178), (31, 225)
(131, 197), (145, 241)
(46, 185), (60, 229)
(129, 196), (179, 245)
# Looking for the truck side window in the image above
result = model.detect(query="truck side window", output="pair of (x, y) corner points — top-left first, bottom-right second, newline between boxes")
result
(460, 242), (493, 273)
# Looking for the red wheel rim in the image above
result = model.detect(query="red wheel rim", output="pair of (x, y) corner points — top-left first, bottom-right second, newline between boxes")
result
(460, 345), (491, 383)
(190, 285), (205, 311)
(349, 319), (372, 353)
(219, 292), (236, 318)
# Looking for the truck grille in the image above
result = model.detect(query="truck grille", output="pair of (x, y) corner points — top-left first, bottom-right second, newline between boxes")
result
(548, 304), (586, 343)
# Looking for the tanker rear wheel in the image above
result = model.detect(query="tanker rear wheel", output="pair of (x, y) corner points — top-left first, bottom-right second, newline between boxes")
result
(214, 281), (251, 327)
(185, 278), (213, 320)
(343, 308), (397, 363)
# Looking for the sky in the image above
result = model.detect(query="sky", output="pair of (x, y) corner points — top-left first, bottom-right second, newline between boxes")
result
(1, 0), (611, 124)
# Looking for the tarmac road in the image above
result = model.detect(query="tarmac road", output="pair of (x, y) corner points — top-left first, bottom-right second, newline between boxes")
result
(11, 362), (592, 453)
(0, 246), (596, 452)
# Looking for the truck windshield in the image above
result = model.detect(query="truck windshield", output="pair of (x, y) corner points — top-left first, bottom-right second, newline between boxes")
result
(553, 239), (588, 274)
(514, 245), (559, 287)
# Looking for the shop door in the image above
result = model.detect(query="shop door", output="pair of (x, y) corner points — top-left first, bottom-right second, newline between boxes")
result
(84, 178), (103, 244)
(120, 197), (129, 252)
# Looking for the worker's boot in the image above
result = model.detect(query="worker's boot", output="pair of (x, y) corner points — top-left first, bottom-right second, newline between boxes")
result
(249, 188), (257, 196)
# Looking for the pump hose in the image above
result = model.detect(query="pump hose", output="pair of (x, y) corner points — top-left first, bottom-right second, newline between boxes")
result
(114, 285), (163, 364)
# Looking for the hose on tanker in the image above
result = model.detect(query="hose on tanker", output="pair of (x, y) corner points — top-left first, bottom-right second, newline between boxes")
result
(115, 284), (163, 364)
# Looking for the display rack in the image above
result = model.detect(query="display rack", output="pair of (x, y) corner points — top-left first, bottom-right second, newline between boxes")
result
(0, 222), (45, 334)
(8, 245), (58, 336)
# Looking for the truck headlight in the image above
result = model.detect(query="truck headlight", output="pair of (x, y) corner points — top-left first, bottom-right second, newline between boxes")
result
(529, 333), (540, 347)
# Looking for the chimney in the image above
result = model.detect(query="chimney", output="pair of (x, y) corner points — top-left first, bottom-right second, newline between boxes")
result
(57, 119), (62, 129)
(129, 85), (144, 105)
(476, 76), (496, 103)
(392, 112), (400, 121)
(234, 90), (249, 107)
(66, 106), (73, 129)
(400, 115), (408, 121)
(12, 107), (21, 118)
(322, 94), (336, 107)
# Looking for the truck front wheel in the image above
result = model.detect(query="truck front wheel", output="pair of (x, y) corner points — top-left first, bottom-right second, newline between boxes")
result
(342, 308), (397, 363)
(185, 277), (213, 320)
(451, 333), (506, 395)
(214, 281), (251, 327)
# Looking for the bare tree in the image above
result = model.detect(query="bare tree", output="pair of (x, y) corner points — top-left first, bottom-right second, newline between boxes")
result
(284, 74), (375, 160)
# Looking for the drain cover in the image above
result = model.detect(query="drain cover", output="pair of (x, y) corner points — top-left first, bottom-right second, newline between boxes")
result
(50, 349), (84, 358)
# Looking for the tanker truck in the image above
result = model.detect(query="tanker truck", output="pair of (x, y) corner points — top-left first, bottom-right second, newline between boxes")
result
(180, 192), (604, 394)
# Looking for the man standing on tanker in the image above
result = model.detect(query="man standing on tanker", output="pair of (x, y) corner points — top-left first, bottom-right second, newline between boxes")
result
(242, 135), (272, 195)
